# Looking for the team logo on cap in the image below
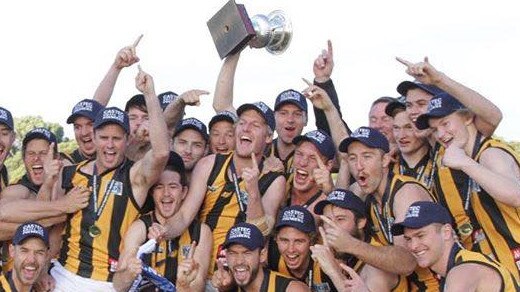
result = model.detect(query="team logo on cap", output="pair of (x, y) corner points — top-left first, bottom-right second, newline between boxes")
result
(162, 93), (176, 104)
(352, 128), (370, 138)
(72, 101), (93, 113)
(0, 109), (8, 121)
(306, 130), (327, 144)
(102, 109), (125, 123)
(327, 191), (346, 201)
(406, 206), (421, 218)
(428, 98), (443, 111)
(22, 223), (45, 237)
(229, 227), (252, 239)
(30, 128), (52, 140)
(182, 118), (204, 130)
(254, 102), (269, 114)
(279, 90), (302, 102)
(281, 209), (305, 224)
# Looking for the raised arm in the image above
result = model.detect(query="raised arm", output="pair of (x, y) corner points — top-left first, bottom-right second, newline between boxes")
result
(93, 35), (142, 106)
(113, 219), (147, 292)
(130, 67), (170, 207)
(397, 57), (502, 136)
(163, 89), (209, 137)
(212, 51), (241, 114)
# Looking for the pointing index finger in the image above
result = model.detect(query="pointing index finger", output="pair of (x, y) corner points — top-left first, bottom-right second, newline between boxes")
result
(318, 226), (329, 247)
(302, 77), (313, 87)
(133, 34), (143, 48)
(327, 40), (333, 60)
(251, 153), (259, 171)
(46, 142), (55, 161)
(396, 57), (412, 67)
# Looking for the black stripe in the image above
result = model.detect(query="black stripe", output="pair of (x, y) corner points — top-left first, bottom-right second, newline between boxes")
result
(479, 191), (519, 252)
(76, 174), (97, 279)
(267, 237), (281, 271)
(207, 154), (229, 186)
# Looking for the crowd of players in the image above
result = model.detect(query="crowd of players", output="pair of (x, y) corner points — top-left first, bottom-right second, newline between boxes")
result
(0, 37), (519, 292)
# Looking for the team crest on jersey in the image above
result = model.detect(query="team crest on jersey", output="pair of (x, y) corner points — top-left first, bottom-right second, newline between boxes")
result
(313, 283), (331, 292)
(107, 180), (123, 196)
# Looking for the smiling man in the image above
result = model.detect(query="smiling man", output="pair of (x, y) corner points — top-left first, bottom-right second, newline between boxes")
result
(0, 107), (15, 193)
(172, 117), (209, 182)
(0, 222), (50, 292)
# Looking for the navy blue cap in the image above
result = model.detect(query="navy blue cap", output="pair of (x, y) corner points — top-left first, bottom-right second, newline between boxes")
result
(237, 101), (276, 132)
(384, 96), (406, 118)
(223, 222), (265, 251)
(124, 94), (145, 112)
(209, 111), (238, 130)
(391, 201), (452, 236)
(275, 205), (316, 234)
(0, 107), (14, 130)
(274, 89), (308, 113)
(339, 127), (389, 153)
(174, 118), (209, 141)
(13, 222), (49, 247)
(23, 128), (58, 149)
(396, 81), (443, 97)
(314, 189), (366, 216)
(158, 91), (178, 110)
(415, 92), (466, 130)
(293, 130), (336, 160)
(66, 99), (104, 124)
(94, 107), (130, 134)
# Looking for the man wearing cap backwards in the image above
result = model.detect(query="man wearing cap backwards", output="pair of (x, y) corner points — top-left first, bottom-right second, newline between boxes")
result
(0, 107), (15, 193)
(172, 117), (209, 182)
(154, 101), (285, 276)
(113, 151), (212, 292)
(288, 130), (335, 220)
(212, 222), (309, 292)
(416, 92), (520, 282)
(336, 126), (440, 290)
(312, 189), (403, 291)
(266, 205), (337, 291)
(209, 111), (237, 155)
(0, 222), (51, 292)
(392, 201), (519, 291)
(48, 68), (169, 290)
(386, 99), (433, 188)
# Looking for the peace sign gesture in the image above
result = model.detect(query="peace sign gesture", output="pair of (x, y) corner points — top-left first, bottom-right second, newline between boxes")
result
(114, 34), (143, 69)
(396, 56), (443, 85)
(176, 241), (200, 288)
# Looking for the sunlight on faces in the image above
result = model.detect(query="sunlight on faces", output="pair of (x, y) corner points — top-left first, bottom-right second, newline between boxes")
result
(9, 238), (48, 288)
(322, 205), (365, 239)
(0, 124), (15, 161)
(275, 104), (307, 145)
(235, 110), (273, 159)
(403, 224), (451, 270)
(127, 107), (149, 140)
(405, 88), (433, 122)
(172, 129), (207, 171)
(73, 116), (95, 157)
(369, 102), (395, 144)
(23, 139), (50, 186)
(392, 111), (427, 155)
(293, 141), (330, 193)
(428, 111), (473, 149)
(226, 245), (266, 288)
(94, 124), (128, 173)
(275, 226), (312, 274)
(346, 142), (390, 196)
(209, 120), (235, 154)
(151, 170), (187, 220)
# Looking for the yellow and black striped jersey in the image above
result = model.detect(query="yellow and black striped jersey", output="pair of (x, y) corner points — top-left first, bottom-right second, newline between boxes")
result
(390, 150), (434, 191)
(0, 271), (15, 292)
(266, 139), (294, 197)
(237, 268), (294, 292)
(59, 159), (140, 282)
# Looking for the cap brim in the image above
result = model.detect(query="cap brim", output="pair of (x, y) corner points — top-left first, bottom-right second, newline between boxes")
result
(174, 124), (208, 141)
(209, 115), (235, 129)
(66, 112), (95, 124)
(275, 100), (306, 112)
(397, 81), (441, 96)
(313, 200), (331, 215)
(385, 101), (406, 117)
(275, 220), (316, 234)
(338, 137), (360, 153)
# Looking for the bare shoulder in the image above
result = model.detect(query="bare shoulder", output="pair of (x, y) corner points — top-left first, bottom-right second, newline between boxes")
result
(446, 263), (502, 291)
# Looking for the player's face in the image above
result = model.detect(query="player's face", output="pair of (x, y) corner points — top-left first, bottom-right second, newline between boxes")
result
(152, 170), (186, 219)
(275, 104), (306, 145)
(226, 245), (263, 288)
(347, 142), (389, 196)
(322, 205), (365, 239)
(73, 116), (96, 157)
(235, 110), (272, 159)
(94, 124), (128, 172)
(209, 121), (235, 154)
(23, 139), (50, 186)
(127, 107), (148, 140)
(276, 226), (312, 274)
(392, 111), (427, 156)
(403, 224), (448, 270)
(292, 142), (328, 193)
(10, 238), (48, 288)
(369, 102), (395, 144)
(405, 89), (433, 122)
(429, 112), (472, 150)
(172, 129), (207, 171)
(0, 124), (15, 163)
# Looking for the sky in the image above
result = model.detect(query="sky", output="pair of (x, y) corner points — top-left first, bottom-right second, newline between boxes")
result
(1, 0), (519, 141)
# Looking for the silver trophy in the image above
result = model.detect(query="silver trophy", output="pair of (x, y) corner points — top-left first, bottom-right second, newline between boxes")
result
(208, 0), (293, 59)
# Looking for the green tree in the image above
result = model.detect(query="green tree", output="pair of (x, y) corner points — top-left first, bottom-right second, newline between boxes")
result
(4, 116), (77, 184)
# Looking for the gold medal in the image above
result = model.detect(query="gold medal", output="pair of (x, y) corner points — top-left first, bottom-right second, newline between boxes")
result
(89, 225), (102, 238)
(458, 222), (473, 238)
